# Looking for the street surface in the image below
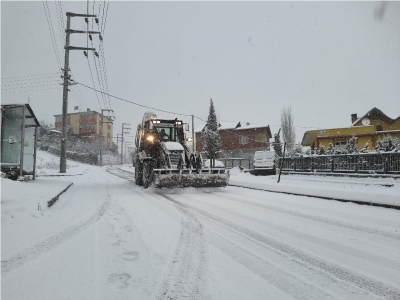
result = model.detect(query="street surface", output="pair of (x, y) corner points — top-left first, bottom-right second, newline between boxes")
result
(2, 166), (400, 300)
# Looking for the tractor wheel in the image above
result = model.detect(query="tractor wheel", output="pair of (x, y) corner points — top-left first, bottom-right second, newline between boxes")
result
(142, 161), (154, 189)
(135, 159), (143, 186)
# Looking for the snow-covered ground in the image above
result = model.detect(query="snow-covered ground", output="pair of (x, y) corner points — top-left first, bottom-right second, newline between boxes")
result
(1, 150), (400, 299)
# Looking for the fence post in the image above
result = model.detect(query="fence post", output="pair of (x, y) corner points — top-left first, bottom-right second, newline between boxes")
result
(311, 156), (314, 172)
(384, 156), (388, 174)
(355, 155), (358, 173)
(331, 156), (334, 172)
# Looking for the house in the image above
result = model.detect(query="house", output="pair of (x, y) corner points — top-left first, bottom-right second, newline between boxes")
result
(54, 109), (114, 149)
(195, 121), (272, 158)
(301, 107), (400, 150)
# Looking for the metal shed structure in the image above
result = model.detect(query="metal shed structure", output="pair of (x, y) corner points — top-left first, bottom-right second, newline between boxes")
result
(1, 103), (41, 179)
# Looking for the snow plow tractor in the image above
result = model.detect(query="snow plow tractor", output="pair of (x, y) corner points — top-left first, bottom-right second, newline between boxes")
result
(134, 112), (229, 189)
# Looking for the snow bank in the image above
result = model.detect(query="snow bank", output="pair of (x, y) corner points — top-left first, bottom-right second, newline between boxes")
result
(1, 177), (72, 222)
(36, 150), (91, 176)
(229, 168), (400, 206)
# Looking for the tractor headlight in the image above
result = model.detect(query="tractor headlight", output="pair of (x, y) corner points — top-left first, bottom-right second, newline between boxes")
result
(146, 135), (154, 142)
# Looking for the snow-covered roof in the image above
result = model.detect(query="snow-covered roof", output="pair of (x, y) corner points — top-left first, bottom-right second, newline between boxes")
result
(352, 107), (400, 126)
(49, 129), (62, 134)
(196, 121), (269, 132)
(1, 103), (41, 127)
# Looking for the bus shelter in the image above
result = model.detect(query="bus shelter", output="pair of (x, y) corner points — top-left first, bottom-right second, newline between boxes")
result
(1, 103), (41, 179)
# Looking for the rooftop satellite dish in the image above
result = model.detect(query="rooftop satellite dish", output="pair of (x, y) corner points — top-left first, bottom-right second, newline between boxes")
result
(362, 118), (370, 126)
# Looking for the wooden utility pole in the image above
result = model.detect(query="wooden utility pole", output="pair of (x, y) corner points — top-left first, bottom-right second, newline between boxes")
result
(191, 114), (195, 153)
(60, 12), (100, 173)
(99, 109), (113, 167)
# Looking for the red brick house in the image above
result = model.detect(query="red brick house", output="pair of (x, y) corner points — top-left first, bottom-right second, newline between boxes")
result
(195, 121), (272, 158)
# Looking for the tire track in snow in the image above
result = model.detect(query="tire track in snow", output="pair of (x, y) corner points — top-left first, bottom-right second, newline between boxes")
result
(174, 198), (400, 300)
(191, 197), (400, 274)
(217, 192), (400, 241)
(1, 191), (112, 274)
(157, 194), (207, 300)
(208, 230), (339, 300)
(106, 167), (135, 182)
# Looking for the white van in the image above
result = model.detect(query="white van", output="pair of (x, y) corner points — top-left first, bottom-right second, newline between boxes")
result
(250, 150), (276, 175)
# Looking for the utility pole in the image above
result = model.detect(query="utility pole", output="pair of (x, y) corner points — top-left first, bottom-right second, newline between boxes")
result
(125, 141), (132, 163)
(191, 115), (195, 153)
(99, 109), (113, 167)
(121, 123), (131, 164)
(60, 12), (100, 173)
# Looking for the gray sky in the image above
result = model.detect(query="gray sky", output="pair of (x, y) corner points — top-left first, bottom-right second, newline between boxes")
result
(2, 1), (400, 146)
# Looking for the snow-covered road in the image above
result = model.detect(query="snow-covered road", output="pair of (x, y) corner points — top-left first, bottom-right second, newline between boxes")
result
(2, 164), (400, 300)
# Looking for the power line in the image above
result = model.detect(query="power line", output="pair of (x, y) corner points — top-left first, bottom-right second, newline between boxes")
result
(54, 0), (65, 43)
(1, 82), (61, 90)
(70, 83), (88, 109)
(1, 86), (63, 94)
(56, 1), (66, 40)
(94, 5), (112, 110)
(70, 88), (85, 109)
(90, 40), (109, 109)
(1, 72), (59, 80)
(76, 81), (315, 134)
(101, 0), (107, 34)
(42, 0), (62, 72)
(102, 0), (110, 34)
(1, 79), (60, 87)
(97, 36), (111, 109)
(76, 81), (192, 117)
(85, 56), (103, 110)
(67, 69), (89, 109)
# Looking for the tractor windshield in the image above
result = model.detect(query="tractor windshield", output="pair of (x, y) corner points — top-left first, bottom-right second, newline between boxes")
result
(154, 126), (183, 143)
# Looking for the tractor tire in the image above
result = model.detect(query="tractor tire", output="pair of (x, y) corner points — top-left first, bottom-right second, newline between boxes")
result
(135, 159), (143, 186)
(142, 161), (154, 189)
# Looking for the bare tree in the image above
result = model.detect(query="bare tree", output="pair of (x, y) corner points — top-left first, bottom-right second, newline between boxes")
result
(281, 106), (296, 153)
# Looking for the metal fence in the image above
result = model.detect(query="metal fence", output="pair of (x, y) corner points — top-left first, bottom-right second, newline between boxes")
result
(220, 158), (251, 169)
(278, 152), (400, 174)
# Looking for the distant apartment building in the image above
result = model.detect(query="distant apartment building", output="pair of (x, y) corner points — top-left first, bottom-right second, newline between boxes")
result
(54, 110), (114, 149)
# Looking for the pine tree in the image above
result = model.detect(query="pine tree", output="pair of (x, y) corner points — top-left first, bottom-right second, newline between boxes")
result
(345, 136), (359, 154)
(272, 129), (283, 157)
(201, 98), (221, 167)
(319, 145), (325, 155)
(326, 143), (335, 155)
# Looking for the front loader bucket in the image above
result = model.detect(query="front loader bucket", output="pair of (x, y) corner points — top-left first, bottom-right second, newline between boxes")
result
(153, 168), (230, 188)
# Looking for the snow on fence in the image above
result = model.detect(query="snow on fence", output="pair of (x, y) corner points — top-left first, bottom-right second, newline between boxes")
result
(278, 152), (400, 174)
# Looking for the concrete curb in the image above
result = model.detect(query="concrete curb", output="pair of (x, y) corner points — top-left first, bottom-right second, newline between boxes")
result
(47, 183), (73, 208)
(228, 184), (400, 210)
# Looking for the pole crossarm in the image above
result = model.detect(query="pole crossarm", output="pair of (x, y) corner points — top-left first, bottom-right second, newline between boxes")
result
(64, 46), (96, 51)
(66, 12), (97, 18)
(66, 29), (101, 34)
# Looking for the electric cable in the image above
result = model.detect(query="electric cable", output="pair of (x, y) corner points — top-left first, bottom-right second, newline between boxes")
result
(42, 0), (62, 72)
(1, 72), (59, 80)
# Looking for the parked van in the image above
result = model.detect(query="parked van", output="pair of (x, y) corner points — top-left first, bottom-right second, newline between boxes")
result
(250, 150), (276, 175)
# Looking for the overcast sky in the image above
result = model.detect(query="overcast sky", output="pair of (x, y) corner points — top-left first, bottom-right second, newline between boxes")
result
(2, 1), (400, 146)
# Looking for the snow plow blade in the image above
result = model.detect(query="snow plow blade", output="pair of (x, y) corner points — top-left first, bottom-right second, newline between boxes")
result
(153, 168), (230, 188)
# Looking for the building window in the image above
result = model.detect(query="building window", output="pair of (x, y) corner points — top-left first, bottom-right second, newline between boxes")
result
(376, 125), (383, 131)
(239, 136), (248, 145)
(335, 140), (347, 149)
